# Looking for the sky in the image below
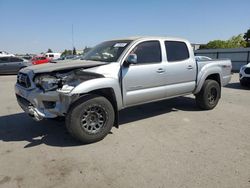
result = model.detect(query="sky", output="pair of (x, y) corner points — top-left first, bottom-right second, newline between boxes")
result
(0, 0), (249, 54)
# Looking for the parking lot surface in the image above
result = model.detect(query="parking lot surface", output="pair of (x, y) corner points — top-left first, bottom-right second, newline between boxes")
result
(0, 73), (249, 188)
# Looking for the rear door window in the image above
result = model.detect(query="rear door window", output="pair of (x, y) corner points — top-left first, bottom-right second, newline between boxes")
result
(165, 41), (189, 62)
(9, 57), (23, 62)
(0, 57), (10, 63)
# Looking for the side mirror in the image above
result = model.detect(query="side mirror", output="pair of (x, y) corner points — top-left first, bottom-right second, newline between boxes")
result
(124, 54), (137, 66)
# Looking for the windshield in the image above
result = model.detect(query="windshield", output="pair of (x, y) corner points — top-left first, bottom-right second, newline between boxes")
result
(82, 40), (132, 62)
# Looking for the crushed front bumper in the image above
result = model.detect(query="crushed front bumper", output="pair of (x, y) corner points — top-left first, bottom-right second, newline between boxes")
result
(15, 83), (75, 121)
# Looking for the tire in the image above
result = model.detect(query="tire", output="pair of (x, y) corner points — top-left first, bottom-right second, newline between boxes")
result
(195, 79), (221, 110)
(66, 95), (115, 144)
(240, 79), (248, 87)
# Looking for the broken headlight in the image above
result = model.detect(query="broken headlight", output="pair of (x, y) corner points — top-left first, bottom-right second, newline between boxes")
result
(34, 75), (59, 91)
(34, 69), (104, 93)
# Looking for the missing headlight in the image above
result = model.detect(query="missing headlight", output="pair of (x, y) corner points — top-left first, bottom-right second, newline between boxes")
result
(33, 69), (104, 93)
(60, 69), (104, 86)
(34, 75), (59, 92)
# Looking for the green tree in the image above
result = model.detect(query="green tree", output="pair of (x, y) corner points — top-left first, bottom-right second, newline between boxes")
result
(205, 40), (228, 49)
(243, 28), (250, 47)
(61, 49), (72, 56)
(83, 46), (92, 54)
(47, 48), (53, 53)
(202, 34), (246, 49)
(243, 29), (250, 42)
(73, 47), (76, 55)
(226, 34), (246, 48)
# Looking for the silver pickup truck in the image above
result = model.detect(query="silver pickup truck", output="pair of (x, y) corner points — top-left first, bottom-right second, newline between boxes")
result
(15, 37), (232, 143)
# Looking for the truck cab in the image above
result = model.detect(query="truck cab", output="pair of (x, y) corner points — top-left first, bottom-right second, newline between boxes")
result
(119, 37), (197, 107)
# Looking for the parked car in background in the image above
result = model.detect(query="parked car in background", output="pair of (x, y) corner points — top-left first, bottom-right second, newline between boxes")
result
(17, 55), (33, 60)
(32, 56), (51, 65)
(45, 53), (61, 60)
(0, 51), (15, 57)
(57, 55), (78, 61)
(239, 63), (250, 86)
(195, 56), (212, 61)
(54, 56), (84, 64)
(0, 56), (31, 74)
(72, 55), (83, 60)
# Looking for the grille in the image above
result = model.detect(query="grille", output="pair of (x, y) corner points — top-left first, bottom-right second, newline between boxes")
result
(244, 68), (250, 74)
(17, 73), (31, 88)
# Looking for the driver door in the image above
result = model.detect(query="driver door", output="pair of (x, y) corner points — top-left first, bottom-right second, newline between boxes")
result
(122, 40), (167, 107)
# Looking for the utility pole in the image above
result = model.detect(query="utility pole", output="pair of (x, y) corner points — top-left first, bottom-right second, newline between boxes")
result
(72, 24), (75, 55)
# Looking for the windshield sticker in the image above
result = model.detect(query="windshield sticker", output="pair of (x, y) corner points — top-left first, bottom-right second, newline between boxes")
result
(113, 43), (127, 48)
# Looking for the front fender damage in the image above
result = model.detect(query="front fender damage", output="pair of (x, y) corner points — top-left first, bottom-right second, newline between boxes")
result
(16, 69), (105, 121)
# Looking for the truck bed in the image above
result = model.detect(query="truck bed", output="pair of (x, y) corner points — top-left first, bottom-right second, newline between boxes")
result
(196, 59), (232, 87)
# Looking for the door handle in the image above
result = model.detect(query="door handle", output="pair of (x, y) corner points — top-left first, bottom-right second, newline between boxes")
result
(156, 68), (165, 73)
(187, 65), (193, 70)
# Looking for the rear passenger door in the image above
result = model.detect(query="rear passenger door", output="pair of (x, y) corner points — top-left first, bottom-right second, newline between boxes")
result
(164, 41), (197, 96)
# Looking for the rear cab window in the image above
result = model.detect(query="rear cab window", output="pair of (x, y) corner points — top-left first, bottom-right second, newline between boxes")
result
(165, 41), (190, 62)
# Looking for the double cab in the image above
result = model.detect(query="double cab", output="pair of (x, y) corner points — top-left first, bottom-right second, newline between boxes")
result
(15, 36), (232, 143)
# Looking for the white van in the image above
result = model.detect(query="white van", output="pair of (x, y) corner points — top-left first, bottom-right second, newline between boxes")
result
(45, 53), (61, 60)
(0, 51), (15, 57)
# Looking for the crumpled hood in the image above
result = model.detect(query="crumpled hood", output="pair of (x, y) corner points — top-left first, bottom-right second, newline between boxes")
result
(21, 60), (107, 74)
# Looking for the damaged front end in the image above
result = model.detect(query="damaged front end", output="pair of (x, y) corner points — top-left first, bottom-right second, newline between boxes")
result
(15, 68), (103, 121)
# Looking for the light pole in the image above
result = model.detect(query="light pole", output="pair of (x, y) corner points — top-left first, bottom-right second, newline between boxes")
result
(72, 24), (75, 55)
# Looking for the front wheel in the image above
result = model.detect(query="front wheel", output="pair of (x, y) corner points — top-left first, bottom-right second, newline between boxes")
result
(66, 95), (115, 144)
(195, 79), (221, 110)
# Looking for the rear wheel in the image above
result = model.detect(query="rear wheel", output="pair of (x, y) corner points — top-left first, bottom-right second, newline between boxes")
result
(66, 95), (115, 144)
(195, 79), (221, 110)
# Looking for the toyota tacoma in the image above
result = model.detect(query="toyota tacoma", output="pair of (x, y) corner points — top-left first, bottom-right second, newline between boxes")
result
(15, 37), (232, 143)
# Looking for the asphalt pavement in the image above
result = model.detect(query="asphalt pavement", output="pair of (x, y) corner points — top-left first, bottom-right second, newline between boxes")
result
(0, 73), (249, 188)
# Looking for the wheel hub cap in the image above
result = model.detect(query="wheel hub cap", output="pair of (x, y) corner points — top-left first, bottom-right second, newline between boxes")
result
(208, 87), (217, 105)
(81, 105), (106, 134)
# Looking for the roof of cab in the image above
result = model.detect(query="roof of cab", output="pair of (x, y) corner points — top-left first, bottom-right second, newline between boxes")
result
(109, 36), (189, 42)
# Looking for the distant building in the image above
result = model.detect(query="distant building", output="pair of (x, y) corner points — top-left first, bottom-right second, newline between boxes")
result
(191, 43), (205, 51)
(76, 50), (83, 55)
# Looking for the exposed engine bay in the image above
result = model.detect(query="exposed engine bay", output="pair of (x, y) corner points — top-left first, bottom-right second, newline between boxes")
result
(33, 68), (104, 93)
(15, 68), (105, 121)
